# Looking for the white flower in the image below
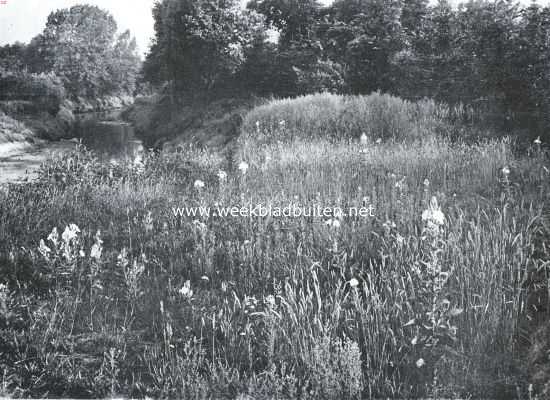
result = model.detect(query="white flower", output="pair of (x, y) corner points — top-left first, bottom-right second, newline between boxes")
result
(502, 166), (510, 176)
(179, 280), (193, 298)
(194, 180), (205, 190)
(416, 358), (425, 368)
(39, 239), (51, 257)
(423, 179), (430, 187)
(62, 224), (80, 243)
(411, 336), (418, 346)
(90, 244), (102, 260)
(238, 161), (249, 175)
(217, 170), (227, 183)
(201, 275), (209, 282)
(375, 138), (382, 144)
(279, 120), (286, 128)
(325, 219), (341, 229)
(90, 230), (103, 261)
(265, 295), (276, 307)
(383, 220), (396, 230)
(360, 133), (368, 146)
(79, 250), (85, 257)
(349, 278), (359, 288)
(47, 227), (59, 245)
(193, 220), (207, 230)
(534, 136), (542, 145)
(422, 196), (445, 234)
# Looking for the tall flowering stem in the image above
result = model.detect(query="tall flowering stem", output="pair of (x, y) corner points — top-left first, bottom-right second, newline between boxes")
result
(411, 196), (460, 395)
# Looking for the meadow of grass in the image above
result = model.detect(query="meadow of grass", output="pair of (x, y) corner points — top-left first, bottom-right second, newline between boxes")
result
(0, 93), (548, 399)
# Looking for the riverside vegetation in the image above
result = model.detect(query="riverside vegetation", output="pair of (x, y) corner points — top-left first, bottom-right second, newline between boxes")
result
(0, 93), (549, 399)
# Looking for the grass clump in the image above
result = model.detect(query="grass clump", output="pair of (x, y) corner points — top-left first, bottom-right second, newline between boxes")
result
(241, 92), (472, 145)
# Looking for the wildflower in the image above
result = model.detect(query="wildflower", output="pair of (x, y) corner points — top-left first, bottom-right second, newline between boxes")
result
(201, 275), (209, 282)
(502, 166), (510, 176)
(194, 180), (205, 190)
(238, 161), (249, 175)
(349, 278), (359, 288)
(79, 250), (86, 258)
(416, 358), (425, 368)
(255, 121), (260, 130)
(117, 248), (129, 269)
(244, 295), (258, 310)
(279, 120), (286, 128)
(376, 138), (382, 144)
(383, 220), (396, 231)
(360, 133), (368, 146)
(422, 196), (445, 234)
(38, 239), (51, 258)
(243, 239), (251, 245)
(193, 220), (207, 231)
(179, 280), (193, 299)
(423, 179), (430, 187)
(325, 219), (341, 229)
(90, 230), (103, 261)
(90, 244), (102, 261)
(144, 211), (154, 233)
(47, 227), (59, 245)
(221, 281), (228, 292)
(265, 295), (276, 307)
(411, 336), (418, 346)
(534, 136), (542, 145)
(62, 224), (80, 243)
(217, 170), (227, 183)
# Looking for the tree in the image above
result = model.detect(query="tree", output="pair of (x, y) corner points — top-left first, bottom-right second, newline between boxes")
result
(320, 0), (404, 94)
(30, 4), (140, 98)
(247, 0), (323, 47)
(108, 30), (141, 95)
(144, 0), (264, 98)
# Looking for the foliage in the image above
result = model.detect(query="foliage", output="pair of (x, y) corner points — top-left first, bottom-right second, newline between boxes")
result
(0, 69), (66, 114)
(24, 5), (141, 98)
(143, 0), (265, 96)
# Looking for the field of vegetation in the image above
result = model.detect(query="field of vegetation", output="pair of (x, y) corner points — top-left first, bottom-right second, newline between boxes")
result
(0, 93), (548, 398)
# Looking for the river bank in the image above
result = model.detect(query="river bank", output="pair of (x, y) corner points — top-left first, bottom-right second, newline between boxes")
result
(0, 140), (77, 184)
(0, 96), (136, 183)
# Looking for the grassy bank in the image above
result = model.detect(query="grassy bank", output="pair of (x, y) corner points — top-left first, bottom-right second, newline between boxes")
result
(0, 111), (40, 155)
(0, 94), (549, 398)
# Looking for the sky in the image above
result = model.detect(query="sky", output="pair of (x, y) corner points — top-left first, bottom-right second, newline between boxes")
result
(0, 0), (546, 58)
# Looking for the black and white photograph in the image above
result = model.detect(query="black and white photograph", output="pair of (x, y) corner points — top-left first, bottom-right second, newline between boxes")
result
(0, 0), (549, 398)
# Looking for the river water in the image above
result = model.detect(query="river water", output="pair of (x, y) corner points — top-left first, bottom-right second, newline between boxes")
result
(0, 109), (143, 184)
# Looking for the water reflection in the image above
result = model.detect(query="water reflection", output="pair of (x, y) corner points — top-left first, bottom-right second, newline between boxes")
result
(75, 111), (143, 164)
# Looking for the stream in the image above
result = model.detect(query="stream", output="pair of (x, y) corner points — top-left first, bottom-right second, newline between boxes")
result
(0, 109), (143, 184)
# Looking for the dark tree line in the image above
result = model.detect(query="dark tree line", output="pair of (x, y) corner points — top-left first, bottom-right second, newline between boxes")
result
(143, 0), (550, 134)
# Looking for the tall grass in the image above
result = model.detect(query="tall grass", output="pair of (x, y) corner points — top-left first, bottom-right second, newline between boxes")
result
(0, 95), (548, 398)
(242, 92), (472, 145)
